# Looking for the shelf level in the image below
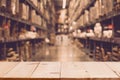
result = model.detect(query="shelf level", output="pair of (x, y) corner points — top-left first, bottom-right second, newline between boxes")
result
(25, 0), (48, 22)
(82, 10), (120, 28)
(75, 0), (96, 21)
(0, 13), (47, 30)
(75, 37), (120, 45)
(0, 37), (45, 44)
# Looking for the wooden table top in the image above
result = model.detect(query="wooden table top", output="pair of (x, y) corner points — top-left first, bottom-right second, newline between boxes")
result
(0, 62), (120, 80)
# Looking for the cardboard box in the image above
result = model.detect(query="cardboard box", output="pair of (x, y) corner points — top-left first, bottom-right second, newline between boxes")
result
(31, 10), (36, 23)
(21, 3), (27, 20)
(15, 0), (19, 15)
(31, 0), (37, 7)
(0, 0), (6, 7)
(83, 10), (89, 24)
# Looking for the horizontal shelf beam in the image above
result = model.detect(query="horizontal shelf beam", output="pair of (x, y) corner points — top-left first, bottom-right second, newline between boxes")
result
(0, 37), (45, 44)
(75, 37), (120, 45)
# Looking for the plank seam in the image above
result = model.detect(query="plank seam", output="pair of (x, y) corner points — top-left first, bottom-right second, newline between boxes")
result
(4, 62), (20, 76)
(105, 63), (120, 77)
(29, 62), (40, 78)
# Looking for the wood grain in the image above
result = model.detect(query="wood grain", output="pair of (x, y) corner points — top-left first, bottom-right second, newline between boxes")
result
(3, 62), (40, 78)
(83, 62), (119, 78)
(0, 62), (19, 77)
(31, 62), (60, 80)
(105, 62), (120, 77)
(0, 62), (119, 80)
(61, 62), (90, 79)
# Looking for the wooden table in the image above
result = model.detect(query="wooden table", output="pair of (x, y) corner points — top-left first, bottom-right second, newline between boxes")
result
(0, 62), (120, 80)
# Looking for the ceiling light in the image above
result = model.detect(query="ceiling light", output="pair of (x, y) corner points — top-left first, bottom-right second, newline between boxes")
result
(62, 0), (66, 9)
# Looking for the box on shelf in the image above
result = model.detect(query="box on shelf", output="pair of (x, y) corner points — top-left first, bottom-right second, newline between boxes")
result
(31, 10), (36, 23)
(19, 3), (27, 20)
(26, 5), (29, 20)
(6, 0), (12, 13)
(79, 15), (84, 26)
(11, 0), (16, 15)
(30, 0), (38, 7)
(37, 16), (42, 25)
(45, 11), (50, 20)
(0, 0), (6, 7)
(102, 0), (113, 15)
(15, 0), (19, 15)
(89, 7), (96, 23)
(0, 0), (6, 12)
(94, 0), (100, 19)
(83, 10), (89, 24)
(107, 0), (114, 13)
(94, 23), (102, 38)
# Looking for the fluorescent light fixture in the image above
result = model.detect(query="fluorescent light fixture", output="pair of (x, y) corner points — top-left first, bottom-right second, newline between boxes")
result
(62, 0), (66, 9)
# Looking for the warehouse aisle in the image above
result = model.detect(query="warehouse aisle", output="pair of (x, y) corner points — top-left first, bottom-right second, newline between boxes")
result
(31, 42), (93, 62)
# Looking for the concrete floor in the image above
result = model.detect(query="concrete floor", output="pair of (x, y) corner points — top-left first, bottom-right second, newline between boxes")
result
(31, 44), (93, 62)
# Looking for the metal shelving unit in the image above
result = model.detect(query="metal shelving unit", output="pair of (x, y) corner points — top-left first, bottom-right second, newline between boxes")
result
(74, 0), (120, 61)
(0, 0), (56, 61)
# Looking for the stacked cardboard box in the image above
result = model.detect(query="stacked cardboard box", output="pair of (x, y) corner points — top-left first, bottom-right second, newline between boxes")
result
(37, 16), (42, 25)
(26, 5), (29, 20)
(31, 9), (42, 25)
(19, 3), (28, 20)
(94, 0), (100, 19)
(15, 0), (19, 15)
(83, 0), (89, 7)
(96, 0), (113, 16)
(39, 2), (44, 15)
(68, 0), (77, 18)
(79, 0), (115, 26)
(11, 0), (16, 15)
(89, 7), (95, 23)
(79, 15), (84, 27)
(0, 0), (6, 12)
(45, 11), (50, 20)
(83, 10), (89, 24)
(37, 0), (40, 10)
(6, 0), (10, 13)
(0, 27), (3, 41)
(0, 0), (6, 7)
(107, 0), (113, 13)
(30, 0), (37, 7)
(43, 20), (47, 28)
(31, 10), (36, 23)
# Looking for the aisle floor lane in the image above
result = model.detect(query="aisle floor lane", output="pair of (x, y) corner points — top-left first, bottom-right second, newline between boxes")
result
(31, 44), (93, 62)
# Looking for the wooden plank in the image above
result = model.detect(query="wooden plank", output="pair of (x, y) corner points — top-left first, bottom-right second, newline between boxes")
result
(0, 62), (119, 80)
(83, 62), (119, 79)
(105, 62), (120, 77)
(61, 62), (90, 80)
(0, 62), (19, 77)
(3, 62), (40, 78)
(31, 62), (60, 80)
